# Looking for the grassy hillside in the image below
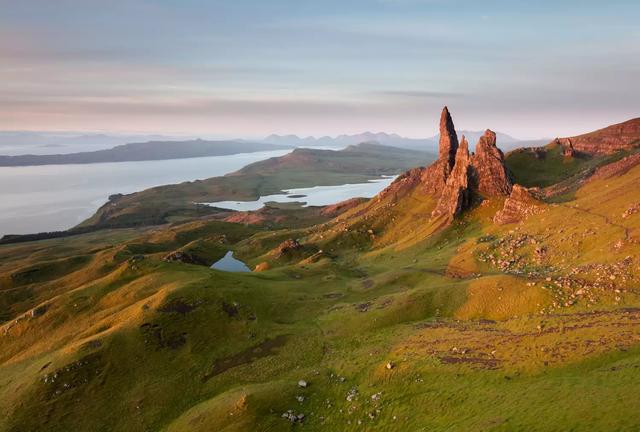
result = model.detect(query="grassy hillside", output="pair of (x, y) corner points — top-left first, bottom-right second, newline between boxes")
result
(2, 151), (640, 430)
(77, 143), (435, 230)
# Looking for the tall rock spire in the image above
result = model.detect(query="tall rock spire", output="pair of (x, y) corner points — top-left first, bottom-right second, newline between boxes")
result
(438, 106), (459, 170)
(432, 135), (471, 219)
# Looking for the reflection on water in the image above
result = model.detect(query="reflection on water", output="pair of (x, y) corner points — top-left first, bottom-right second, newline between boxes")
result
(0, 150), (291, 236)
(210, 251), (251, 272)
(202, 176), (396, 211)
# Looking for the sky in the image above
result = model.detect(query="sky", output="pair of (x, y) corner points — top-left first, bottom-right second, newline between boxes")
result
(0, 0), (638, 140)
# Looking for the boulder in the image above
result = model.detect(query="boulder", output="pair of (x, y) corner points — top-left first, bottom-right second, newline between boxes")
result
(493, 185), (543, 225)
(276, 239), (302, 256)
(254, 261), (271, 272)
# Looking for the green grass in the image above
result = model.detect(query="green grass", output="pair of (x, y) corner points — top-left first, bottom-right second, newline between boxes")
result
(2, 148), (640, 431)
(78, 144), (434, 230)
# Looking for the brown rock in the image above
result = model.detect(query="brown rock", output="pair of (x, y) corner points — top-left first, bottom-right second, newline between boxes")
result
(493, 185), (542, 225)
(438, 106), (459, 171)
(254, 262), (270, 272)
(275, 239), (302, 257)
(432, 136), (471, 219)
(471, 130), (513, 197)
(551, 117), (640, 155)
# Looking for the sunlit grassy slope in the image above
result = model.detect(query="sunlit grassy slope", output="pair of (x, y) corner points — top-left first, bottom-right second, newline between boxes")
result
(2, 157), (640, 431)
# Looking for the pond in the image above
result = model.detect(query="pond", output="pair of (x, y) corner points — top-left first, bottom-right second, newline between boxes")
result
(201, 176), (396, 211)
(210, 251), (251, 272)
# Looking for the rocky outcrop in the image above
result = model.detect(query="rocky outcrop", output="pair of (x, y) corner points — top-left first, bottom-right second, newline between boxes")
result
(432, 136), (471, 219)
(589, 153), (640, 181)
(163, 251), (209, 266)
(493, 185), (543, 225)
(274, 239), (302, 258)
(471, 130), (513, 197)
(438, 106), (459, 170)
(377, 107), (512, 223)
(552, 118), (640, 155)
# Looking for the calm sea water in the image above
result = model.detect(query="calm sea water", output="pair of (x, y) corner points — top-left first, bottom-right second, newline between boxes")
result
(0, 150), (291, 236)
(202, 176), (396, 211)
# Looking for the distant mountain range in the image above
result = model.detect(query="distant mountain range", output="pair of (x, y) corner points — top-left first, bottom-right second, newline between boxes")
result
(0, 130), (547, 167)
(262, 131), (548, 153)
(0, 140), (289, 167)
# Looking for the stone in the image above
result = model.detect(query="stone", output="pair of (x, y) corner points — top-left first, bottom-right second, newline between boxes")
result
(298, 380), (308, 388)
(494, 185), (543, 225)
(471, 130), (513, 197)
(432, 136), (471, 220)
(438, 106), (460, 171)
(275, 239), (302, 257)
(254, 262), (270, 272)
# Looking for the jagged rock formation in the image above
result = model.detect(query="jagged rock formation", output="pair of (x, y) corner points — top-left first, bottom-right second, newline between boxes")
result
(438, 106), (459, 169)
(551, 118), (640, 155)
(377, 107), (513, 223)
(493, 185), (543, 225)
(420, 107), (460, 195)
(432, 136), (471, 219)
(471, 130), (513, 197)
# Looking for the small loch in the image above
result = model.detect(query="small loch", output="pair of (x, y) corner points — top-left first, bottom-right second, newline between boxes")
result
(210, 251), (251, 272)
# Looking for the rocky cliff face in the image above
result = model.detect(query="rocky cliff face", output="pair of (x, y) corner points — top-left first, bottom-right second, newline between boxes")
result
(432, 136), (471, 219)
(552, 118), (640, 155)
(471, 130), (513, 197)
(493, 185), (543, 225)
(438, 106), (459, 170)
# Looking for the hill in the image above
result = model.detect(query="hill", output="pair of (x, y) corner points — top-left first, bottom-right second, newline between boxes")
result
(2, 109), (640, 431)
(0, 139), (289, 167)
(68, 143), (435, 231)
(263, 131), (543, 153)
